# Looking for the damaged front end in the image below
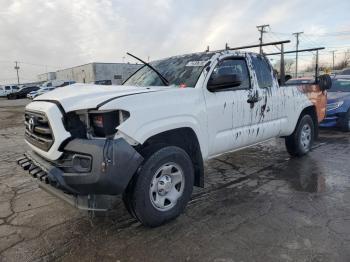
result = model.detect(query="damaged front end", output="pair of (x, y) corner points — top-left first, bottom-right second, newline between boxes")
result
(19, 105), (143, 211)
(18, 137), (143, 210)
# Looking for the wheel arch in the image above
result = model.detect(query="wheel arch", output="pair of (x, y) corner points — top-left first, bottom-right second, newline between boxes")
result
(137, 127), (204, 188)
(295, 105), (318, 139)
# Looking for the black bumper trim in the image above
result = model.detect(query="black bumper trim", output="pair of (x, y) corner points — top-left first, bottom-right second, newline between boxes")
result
(17, 138), (143, 196)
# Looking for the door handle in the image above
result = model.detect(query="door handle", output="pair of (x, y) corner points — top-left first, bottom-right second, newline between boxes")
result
(247, 96), (261, 104)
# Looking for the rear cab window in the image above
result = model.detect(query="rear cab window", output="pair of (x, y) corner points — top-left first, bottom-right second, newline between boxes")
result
(251, 55), (273, 88)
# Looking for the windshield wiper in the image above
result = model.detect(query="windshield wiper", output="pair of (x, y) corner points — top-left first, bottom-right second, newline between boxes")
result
(126, 52), (169, 86)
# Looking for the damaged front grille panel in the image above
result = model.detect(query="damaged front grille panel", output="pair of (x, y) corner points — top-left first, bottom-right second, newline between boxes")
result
(64, 112), (87, 139)
(24, 110), (54, 151)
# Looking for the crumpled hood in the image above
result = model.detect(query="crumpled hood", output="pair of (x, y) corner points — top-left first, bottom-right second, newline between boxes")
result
(327, 92), (350, 103)
(34, 83), (165, 112)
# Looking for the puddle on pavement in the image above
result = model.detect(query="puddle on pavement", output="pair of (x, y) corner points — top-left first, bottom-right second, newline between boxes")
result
(277, 156), (326, 193)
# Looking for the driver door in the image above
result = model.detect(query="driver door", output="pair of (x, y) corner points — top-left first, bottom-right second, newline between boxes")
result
(203, 57), (255, 157)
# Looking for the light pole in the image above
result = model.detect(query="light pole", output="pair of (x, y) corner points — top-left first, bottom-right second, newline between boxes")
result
(293, 32), (303, 77)
(257, 24), (270, 54)
(14, 61), (20, 84)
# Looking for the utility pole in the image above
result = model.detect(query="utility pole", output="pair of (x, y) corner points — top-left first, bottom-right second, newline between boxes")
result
(330, 50), (336, 70)
(292, 31), (303, 77)
(14, 61), (20, 84)
(257, 24), (270, 54)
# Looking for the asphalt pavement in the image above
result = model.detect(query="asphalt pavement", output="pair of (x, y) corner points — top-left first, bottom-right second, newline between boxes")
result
(0, 98), (349, 262)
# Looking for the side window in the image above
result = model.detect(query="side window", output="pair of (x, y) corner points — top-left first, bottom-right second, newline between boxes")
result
(251, 56), (273, 88)
(5, 86), (10, 90)
(210, 59), (250, 90)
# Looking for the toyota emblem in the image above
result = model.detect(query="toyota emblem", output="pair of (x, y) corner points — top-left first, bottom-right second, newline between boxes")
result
(28, 117), (35, 132)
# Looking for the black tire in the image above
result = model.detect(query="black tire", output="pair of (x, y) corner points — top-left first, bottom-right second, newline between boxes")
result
(122, 143), (167, 219)
(340, 109), (350, 132)
(124, 146), (194, 227)
(285, 114), (315, 157)
(122, 177), (137, 219)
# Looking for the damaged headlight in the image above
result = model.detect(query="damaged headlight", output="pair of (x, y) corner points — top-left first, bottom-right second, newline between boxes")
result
(89, 110), (130, 137)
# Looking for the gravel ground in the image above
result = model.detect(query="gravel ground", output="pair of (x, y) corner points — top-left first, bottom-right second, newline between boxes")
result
(0, 98), (349, 262)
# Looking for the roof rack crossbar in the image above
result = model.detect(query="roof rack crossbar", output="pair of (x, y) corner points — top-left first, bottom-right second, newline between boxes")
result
(265, 47), (325, 56)
(226, 40), (290, 51)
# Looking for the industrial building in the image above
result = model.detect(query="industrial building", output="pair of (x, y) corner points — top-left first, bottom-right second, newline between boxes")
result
(38, 62), (141, 85)
(37, 72), (57, 82)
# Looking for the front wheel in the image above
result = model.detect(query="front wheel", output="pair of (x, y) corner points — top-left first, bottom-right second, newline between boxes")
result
(285, 114), (315, 157)
(124, 146), (194, 227)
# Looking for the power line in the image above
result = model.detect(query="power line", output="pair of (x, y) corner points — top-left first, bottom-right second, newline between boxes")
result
(300, 34), (320, 48)
(270, 30), (350, 37)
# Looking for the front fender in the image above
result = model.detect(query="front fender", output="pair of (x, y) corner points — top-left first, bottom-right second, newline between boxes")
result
(118, 115), (208, 160)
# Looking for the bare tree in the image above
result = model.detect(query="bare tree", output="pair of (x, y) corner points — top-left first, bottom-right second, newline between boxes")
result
(334, 50), (350, 70)
(272, 59), (294, 73)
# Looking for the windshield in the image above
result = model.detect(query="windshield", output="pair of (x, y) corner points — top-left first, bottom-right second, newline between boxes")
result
(124, 53), (214, 87)
(330, 78), (350, 92)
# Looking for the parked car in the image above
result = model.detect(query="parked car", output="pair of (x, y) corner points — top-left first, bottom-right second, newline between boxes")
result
(0, 85), (20, 97)
(94, 80), (112, 85)
(56, 80), (76, 87)
(7, 86), (39, 99)
(18, 50), (331, 227)
(31, 87), (56, 99)
(27, 90), (38, 99)
(320, 75), (350, 131)
(286, 77), (315, 85)
(28, 81), (75, 99)
(339, 68), (350, 75)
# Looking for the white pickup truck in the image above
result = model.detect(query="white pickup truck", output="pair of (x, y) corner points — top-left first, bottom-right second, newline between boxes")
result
(18, 50), (330, 227)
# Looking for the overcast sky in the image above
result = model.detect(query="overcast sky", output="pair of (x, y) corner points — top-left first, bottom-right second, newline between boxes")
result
(1, 0), (350, 84)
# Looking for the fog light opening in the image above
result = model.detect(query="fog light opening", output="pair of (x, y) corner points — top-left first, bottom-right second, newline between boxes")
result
(72, 154), (92, 173)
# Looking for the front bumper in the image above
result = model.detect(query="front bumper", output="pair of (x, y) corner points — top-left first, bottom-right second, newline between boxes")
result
(320, 110), (347, 127)
(18, 138), (143, 208)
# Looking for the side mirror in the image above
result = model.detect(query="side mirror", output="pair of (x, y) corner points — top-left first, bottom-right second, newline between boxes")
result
(318, 74), (332, 91)
(207, 73), (242, 91)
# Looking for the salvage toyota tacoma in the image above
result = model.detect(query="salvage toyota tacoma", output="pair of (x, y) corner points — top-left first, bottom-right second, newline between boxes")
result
(18, 50), (330, 227)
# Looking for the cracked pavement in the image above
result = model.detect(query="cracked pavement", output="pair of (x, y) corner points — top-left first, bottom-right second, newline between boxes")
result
(0, 98), (349, 262)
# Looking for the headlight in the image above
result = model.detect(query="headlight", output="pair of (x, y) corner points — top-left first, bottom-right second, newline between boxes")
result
(327, 101), (344, 111)
(89, 110), (130, 137)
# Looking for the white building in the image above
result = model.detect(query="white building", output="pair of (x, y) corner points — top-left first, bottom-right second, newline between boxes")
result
(53, 62), (141, 85)
(37, 72), (57, 82)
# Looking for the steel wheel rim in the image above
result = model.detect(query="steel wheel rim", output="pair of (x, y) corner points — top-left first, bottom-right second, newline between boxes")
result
(149, 162), (185, 211)
(300, 123), (312, 149)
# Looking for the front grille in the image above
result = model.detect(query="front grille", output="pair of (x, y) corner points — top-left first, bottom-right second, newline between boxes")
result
(24, 110), (54, 151)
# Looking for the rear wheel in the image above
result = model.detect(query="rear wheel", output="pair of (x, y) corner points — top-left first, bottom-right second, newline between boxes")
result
(123, 146), (194, 227)
(285, 114), (315, 157)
